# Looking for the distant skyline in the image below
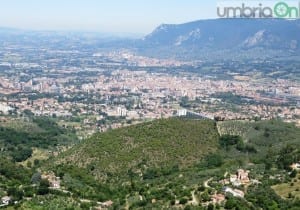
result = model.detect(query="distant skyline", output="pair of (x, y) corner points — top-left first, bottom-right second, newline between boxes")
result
(0, 0), (217, 34)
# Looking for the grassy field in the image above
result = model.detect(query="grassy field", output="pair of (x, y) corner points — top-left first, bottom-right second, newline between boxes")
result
(0, 117), (43, 133)
(272, 175), (300, 199)
(21, 148), (50, 167)
(217, 120), (300, 153)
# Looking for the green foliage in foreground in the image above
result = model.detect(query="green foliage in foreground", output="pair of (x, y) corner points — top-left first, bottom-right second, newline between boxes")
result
(55, 118), (220, 180)
(0, 117), (78, 162)
(13, 195), (83, 210)
(45, 119), (300, 209)
(0, 157), (31, 184)
(2, 118), (300, 209)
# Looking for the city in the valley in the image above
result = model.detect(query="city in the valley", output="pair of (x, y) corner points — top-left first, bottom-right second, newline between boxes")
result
(0, 41), (299, 138)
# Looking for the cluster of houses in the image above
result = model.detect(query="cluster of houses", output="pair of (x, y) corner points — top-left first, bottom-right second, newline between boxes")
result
(214, 169), (260, 203)
(220, 169), (261, 187)
(41, 171), (114, 209)
(202, 169), (256, 206)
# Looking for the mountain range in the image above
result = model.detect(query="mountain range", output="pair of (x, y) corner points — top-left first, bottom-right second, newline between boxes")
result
(136, 19), (300, 60)
(1, 19), (300, 60)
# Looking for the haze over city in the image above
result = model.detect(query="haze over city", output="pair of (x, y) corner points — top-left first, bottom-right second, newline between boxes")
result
(0, 0), (216, 34)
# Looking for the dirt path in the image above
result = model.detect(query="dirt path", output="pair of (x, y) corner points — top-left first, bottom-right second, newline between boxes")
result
(204, 178), (213, 188)
(190, 190), (199, 205)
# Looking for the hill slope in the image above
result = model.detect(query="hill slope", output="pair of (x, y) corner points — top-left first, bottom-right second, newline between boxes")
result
(55, 118), (219, 180)
(144, 19), (300, 49)
(19, 118), (298, 209)
(0, 117), (77, 162)
(137, 19), (300, 60)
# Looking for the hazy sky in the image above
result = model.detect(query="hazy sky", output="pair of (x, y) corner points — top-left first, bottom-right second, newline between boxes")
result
(0, 0), (217, 34)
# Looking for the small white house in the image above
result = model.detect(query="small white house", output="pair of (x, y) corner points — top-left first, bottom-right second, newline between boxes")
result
(177, 109), (187, 116)
(0, 103), (13, 114)
(224, 187), (245, 198)
(1, 196), (11, 205)
(291, 163), (300, 170)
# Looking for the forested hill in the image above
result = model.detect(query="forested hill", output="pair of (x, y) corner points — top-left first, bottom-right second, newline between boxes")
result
(54, 118), (220, 180)
(1, 118), (300, 209)
(46, 118), (300, 209)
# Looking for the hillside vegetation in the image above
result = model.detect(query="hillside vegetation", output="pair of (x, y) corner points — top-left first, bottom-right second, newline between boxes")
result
(2, 118), (299, 209)
(217, 120), (300, 169)
(0, 117), (78, 162)
(55, 119), (219, 180)
(42, 118), (300, 209)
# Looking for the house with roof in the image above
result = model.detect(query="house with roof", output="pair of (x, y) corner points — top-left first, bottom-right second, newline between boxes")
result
(1, 196), (11, 205)
(291, 162), (300, 170)
(224, 187), (245, 198)
(41, 171), (61, 189)
(211, 194), (226, 204)
(230, 169), (250, 186)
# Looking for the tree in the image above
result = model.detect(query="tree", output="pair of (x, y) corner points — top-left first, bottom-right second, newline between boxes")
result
(13, 147), (33, 162)
(31, 172), (42, 184)
(26, 161), (32, 168)
(7, 187), (24, 200)
(277, 145), (296, 170)
(225, 197), (237, 209)
(23, 109), (34, 116)
(201, 191), (211, 202)
(206, 154), (223, 168)
(179, 197), (188, 205)
(37, 179), (50, 195)
(208, 203), (214, 210)
(290, 170), (297, 178)
(34, 159), (40, 166)
(220, 135), (243, 149)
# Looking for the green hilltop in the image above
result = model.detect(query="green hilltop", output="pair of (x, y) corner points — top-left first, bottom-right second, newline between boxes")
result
(54, 118), (220, 181)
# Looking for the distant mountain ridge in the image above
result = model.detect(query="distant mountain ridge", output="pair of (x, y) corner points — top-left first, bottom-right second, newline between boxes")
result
(138, 19), (300, 59)
(1, 19), (300, 60)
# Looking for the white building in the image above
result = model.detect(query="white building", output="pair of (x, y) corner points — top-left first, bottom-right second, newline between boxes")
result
(0, 103), (13, 114)
(127, 110), (140, 119)
(291, 163), (300, 170)
(224, 187), (245, 198)
(1, 196), (11, 205)
(117, 107), (127, 117)
(177, 109), (187, 117)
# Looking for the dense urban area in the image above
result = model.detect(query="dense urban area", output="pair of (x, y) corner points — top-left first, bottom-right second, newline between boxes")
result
(0, 40), (299, 138)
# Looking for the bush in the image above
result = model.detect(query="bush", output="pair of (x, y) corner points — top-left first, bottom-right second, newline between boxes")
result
(37, 179), (50, 195)
(198, 185), (206, 192)
(208, 203), (214, 210)
(201, 191), (211, 202)
(179, 197), (188, 205)
(220, 135), (242, 147)
(290, 170), (297, 178)
(170, 199), (176, 205)
(205, 154), (223, 168)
